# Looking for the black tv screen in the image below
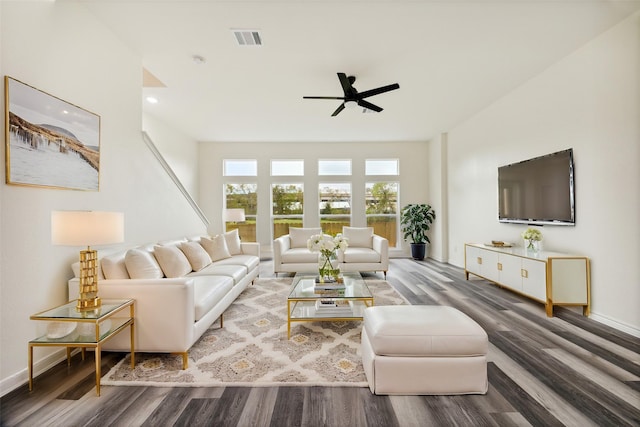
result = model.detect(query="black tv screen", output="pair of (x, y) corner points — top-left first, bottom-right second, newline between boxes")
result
(498, 149), (575, 226)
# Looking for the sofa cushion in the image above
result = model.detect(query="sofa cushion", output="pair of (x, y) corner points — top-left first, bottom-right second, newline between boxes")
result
(343, 227), (373, 248)
(289, 227), (322, 248)
(212, 254), (260, 273)
(153, 245), (192, 278)
(189, 264), (246, 284)
(363, 306), (488, 357)
(192, 276), (234, 321)
(343, 247), (381, 263)
(124, 249), (163, 279)
(179, 241), (212, 271)
(224, 229), (242, 255)
(200, 235), (232, 261)
(101, 252), (130, 279)
(282, 247), (319, 263)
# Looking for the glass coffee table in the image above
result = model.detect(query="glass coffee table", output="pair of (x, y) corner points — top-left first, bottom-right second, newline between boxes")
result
(287, 272), (374, 338)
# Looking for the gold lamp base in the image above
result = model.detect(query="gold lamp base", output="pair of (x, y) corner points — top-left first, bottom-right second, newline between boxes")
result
(77, 247), (101, 311)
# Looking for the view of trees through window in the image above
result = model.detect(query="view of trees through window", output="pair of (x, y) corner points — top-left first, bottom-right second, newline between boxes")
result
(272, 183), (304, 238)
(366, 182), (398, 246)
(222, 159), (400, 246)
(225, 184), (257, 241)
(319, 182), (351, 234)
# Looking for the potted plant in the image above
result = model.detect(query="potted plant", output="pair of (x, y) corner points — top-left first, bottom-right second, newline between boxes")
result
(400, 203), (436, 260)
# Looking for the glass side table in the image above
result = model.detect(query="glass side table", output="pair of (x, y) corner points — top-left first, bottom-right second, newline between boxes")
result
(29, 299), (135, 396)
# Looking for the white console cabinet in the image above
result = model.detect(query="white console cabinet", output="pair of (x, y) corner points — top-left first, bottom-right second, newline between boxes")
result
(464, 243), (590, 317)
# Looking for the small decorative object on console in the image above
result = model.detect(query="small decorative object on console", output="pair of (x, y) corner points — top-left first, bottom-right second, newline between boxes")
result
(521, 227), (542, 251)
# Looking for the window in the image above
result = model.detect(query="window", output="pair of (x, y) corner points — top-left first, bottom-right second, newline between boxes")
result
(319, 182), (351, 234)
(271, 160), (304, 176)
(366, 182), (398, 247)
(319, 159), (351, 175)
(224, 184), (257, 242)
(224, 159), (257, 176)
(272, 183), (304, 238)
(366, 159), (398, 175)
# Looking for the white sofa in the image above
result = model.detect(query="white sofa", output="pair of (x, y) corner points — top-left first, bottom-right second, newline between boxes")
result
(273, 227), (388, 278)
(67, 230), (259, 368)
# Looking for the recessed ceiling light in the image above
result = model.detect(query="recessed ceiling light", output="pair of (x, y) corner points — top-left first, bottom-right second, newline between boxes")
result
(146, 96), (159, 104)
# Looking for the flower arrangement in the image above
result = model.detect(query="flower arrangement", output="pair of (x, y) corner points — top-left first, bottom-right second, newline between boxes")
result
(521, 227), (542, 250)
(307, 233), (349, 281)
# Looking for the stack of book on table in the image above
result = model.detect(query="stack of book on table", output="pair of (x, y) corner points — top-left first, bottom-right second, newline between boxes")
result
(314, 299), (353, 317)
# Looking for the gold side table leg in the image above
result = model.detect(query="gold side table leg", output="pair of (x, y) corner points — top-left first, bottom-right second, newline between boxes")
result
(95, 345), (101, 396)
(66, 347), (72, 366)
(287, 300), (292, 339)
(130, 319), (135, 368)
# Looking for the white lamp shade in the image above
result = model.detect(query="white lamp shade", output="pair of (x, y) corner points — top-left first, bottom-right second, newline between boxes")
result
(224, 208), (246, 222)
(52, 211), (124, 247)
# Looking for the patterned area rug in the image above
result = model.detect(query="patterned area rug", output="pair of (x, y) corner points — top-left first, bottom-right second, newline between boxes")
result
(102, 277), (406, 387)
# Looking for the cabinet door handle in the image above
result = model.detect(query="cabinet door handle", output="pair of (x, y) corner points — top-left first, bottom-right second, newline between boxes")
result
(477, 257), (482, 265)
(521, 269), (528, 278)
(497, 263), (502, 271)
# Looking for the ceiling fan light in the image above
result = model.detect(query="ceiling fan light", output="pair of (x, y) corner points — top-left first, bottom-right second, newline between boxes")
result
(344, 100), (358, 109)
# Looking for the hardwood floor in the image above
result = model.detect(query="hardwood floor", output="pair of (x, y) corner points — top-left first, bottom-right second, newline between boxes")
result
(2, 258), (639, 426)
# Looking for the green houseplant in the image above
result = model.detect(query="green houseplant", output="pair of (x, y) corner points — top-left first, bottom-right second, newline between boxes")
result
(400, 203), (436, 260)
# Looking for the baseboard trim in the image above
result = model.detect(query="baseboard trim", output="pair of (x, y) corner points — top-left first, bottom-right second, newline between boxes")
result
(0, 348), (71, 397)
(589, 311), (640, 338)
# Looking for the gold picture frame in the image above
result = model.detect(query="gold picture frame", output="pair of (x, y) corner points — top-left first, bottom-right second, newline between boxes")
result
(4, 76), (100, 191)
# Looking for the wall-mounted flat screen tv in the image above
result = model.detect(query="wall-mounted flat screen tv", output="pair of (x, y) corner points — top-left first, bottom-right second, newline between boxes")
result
(498, 148), (575, 226)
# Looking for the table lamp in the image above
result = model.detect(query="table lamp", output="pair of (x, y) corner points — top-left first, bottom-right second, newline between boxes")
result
(224, 208), (246, 224)
(52, 211), (124, 311)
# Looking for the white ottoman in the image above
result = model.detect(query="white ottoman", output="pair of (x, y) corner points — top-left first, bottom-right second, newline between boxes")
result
(361, 305), (488, 395)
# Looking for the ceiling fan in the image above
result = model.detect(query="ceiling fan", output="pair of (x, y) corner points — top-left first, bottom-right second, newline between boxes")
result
(303, 73), (400, 116)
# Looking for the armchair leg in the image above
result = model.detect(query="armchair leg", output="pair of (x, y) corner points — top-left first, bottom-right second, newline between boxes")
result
(384, 271), (387, 280)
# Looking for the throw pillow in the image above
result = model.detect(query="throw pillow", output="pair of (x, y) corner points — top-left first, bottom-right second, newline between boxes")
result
(179, 241), (212, 271)
(200, 235), (232, 261)
(343, 227), (374, 248)
(152, 245), (192, 278)
(124, 249), (163, 279)
(102, 252), (130, 279)
(224, 229), (242, 255)
(289, 227), (322, 248)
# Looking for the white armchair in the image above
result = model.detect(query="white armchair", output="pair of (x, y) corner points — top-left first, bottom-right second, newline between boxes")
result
(338, 227), (389, 279)
(273, 227), (323, 275)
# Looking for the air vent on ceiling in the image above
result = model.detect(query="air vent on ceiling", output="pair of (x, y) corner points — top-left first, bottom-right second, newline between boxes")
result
(232, 29), (262, 46)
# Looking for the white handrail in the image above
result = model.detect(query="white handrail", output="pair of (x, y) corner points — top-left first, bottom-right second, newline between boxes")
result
(141, 131), (209, 226)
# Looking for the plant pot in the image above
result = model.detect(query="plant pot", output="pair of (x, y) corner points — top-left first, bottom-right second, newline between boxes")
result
(410, 243), (427, 260)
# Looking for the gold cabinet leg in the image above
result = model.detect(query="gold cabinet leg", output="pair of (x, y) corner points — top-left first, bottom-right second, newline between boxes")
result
(182, 352), (188, 369)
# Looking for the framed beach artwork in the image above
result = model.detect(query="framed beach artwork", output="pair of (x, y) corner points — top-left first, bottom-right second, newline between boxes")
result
(4, 76), (100, 191)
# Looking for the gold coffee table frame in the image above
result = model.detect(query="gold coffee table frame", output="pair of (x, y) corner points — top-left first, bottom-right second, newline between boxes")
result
(287, 272), (374, 338)
(29, 299), (135, 396)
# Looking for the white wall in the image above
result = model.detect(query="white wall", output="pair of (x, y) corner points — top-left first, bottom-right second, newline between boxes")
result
(445, 12), (640, 335)
(198, 140), (434, 258)
(0, 2), (207, 394)
(143, 113), (200, 198)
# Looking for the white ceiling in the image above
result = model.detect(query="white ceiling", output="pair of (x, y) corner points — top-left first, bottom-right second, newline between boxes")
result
(78, 0), (640, 143)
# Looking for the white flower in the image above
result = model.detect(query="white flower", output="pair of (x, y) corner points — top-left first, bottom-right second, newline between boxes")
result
(307, 233), (349, 255)
(521, 228), (542, 241)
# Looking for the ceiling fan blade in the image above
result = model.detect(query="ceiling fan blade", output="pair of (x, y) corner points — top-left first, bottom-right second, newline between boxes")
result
(358, 99), (383, 112)
(337, 73), (356, 98)
(357, 83), (400, 99)
(303, 96), (345, 100)
(331, 103), (346, 116)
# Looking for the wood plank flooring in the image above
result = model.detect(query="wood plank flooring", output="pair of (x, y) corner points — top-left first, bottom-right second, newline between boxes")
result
(2, 258), (639, 426)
